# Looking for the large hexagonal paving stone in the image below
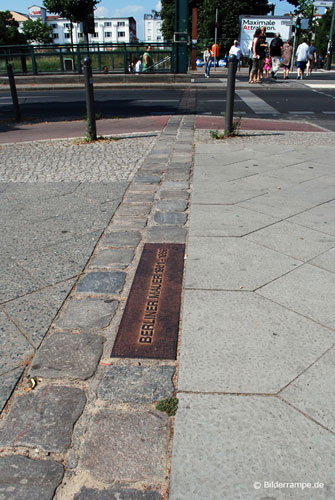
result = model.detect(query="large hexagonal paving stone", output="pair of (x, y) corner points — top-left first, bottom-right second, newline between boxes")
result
(177, 290), (333, 394)
(169, 394), (335, 500)
(185, 237), (301, 291)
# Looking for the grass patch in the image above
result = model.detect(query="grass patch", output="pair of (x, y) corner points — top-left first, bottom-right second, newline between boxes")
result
(156, 397), (178, 416)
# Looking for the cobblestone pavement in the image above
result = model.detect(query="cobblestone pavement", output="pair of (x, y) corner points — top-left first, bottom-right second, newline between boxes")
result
(0, 134), (157, 182)
(0, 116), (193, 499)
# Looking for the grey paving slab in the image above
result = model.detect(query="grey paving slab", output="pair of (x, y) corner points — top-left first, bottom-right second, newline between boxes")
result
(154, 212), (187, 225)
(195, 145), (264, 164)
(257, 263), (335, 329)
(0, 456), (64, 500)
(100, 231), (141, 247)
(159, 190), (189, 201)
(146, 226), (187, 243)
(89, 248), (134, 268)
(76, 271), (126, 294)
(0, 259), (42, 303)
(74, 487), (163, 500)
(0, 386), (86, 452)
(265, 162), (331, 183)
(238, 190), (319, 219)
(281, 347), (335, 432)
(170, 394), (335, 500)
(110, 216), (148, 229)
(14, 245), (85, 286)
(98, 366), (175, 403)
(189, 205), (278, 237)
(0, 310), (34, 375)
(123, 192), (155, 204)
(54, 297), (118, 332)
(157, 200), (188, 212)
(161, 182), (189, 190)
(288, 200), (335, 237)
(128, 184), (158, 193)
(310, 247), (335, 273)
(2, 280), (76, 348)
(0, 367), (24, 412)
(192, 176), (268, 205)
(134, 175), (161, 184)
(30, 333), (103, 380)
(80, 410), (170, 482)
(185, 237), (301, 291)
(164, 170), (190, 182)
(177, 290), (333, 394)
(117, 204), (151, 217)
(245, 220), (335, 261)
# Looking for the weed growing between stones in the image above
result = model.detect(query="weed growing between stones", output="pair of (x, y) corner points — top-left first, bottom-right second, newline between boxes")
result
(156, 397), (178, 416)
(210, 115), (241, 140)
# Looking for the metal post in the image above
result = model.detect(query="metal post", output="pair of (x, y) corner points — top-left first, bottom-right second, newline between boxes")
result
(174, 0), (189, 73)
(191, 7), (198, 70)
(31, 46), (38, 75)
(326, 4), (335, 70)
(7, 64), (21, 122)
(214, 8), (218, 71)
(290, 29), (297, 73)
(225, 55), (237, 133)
(83, 57), (97, 140)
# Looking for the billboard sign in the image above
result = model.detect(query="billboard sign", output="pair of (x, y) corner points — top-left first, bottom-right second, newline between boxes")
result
(239, 16), (293, 56)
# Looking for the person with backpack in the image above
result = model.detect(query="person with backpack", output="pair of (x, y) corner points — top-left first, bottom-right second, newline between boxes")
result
(270, 32), (283, 79)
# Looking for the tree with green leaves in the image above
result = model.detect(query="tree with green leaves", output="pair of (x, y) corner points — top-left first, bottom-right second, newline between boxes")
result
(22, 18), (53, 43)
(43, 0), (100, 44)
(160, 0), (271, 49)
(0, 10), (27, 45)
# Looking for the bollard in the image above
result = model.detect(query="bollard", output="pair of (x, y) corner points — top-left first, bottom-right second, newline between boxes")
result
(225, 55), (238, 134)
(83, 57), (97, 141)
(7, 64), (21, 122)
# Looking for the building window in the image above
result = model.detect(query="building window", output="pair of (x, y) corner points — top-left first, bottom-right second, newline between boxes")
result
(94, 22), (98, 27)
(104, 22), (111, 27)
(53, 33), (59, 38)
(93, 32), (99, 38)
(51, 23), (57, 28)
(78, 33), (83, 38)
(157, 36), (162, 40)
(65, 33), (71, 38)
(105, 32), (111, 37)
(147, 36), (151, 40)
(117, 21), (125, 26)
(118, 31), (125, 37)
(64, 23), (70, 28)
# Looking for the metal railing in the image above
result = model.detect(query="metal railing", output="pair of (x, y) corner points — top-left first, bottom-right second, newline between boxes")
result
(0, 42), (174, 75)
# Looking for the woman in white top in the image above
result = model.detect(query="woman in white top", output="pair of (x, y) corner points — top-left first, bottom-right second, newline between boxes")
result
(134, 56), (143, 73)
(203, 46), (213, 78)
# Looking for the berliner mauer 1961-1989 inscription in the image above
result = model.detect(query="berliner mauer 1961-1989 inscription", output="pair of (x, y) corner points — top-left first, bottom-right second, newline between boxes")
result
(111, 243), (185, 360)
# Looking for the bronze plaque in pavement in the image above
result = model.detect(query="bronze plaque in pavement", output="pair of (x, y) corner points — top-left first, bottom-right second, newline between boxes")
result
(111, 243), (185, 359)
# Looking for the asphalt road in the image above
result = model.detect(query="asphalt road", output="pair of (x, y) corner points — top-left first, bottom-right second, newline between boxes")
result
(1, 74), (335, 131)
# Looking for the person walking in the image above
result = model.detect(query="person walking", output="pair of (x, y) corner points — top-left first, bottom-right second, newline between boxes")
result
(282, 39), (293, 79)
(270, 32), (283, 79)
(296, 38), (309, 79)
(203, 46), (213, 78)
(229, 40), (242, 61)
(134, 56), (143, 73)
(306, 41), (317, 77)
(142, 45), (153, 72)
(250, 26), (266, 83)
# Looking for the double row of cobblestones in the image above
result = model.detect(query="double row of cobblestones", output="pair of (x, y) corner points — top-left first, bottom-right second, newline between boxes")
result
(0, 116), (194, 499)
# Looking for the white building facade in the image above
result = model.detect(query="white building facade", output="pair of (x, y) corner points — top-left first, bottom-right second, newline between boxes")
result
(144, 13), (164, 43)
(19, 5), (137, 44)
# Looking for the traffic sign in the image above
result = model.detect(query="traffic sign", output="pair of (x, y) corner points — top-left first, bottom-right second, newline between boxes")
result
(313, 1), (334, 8)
